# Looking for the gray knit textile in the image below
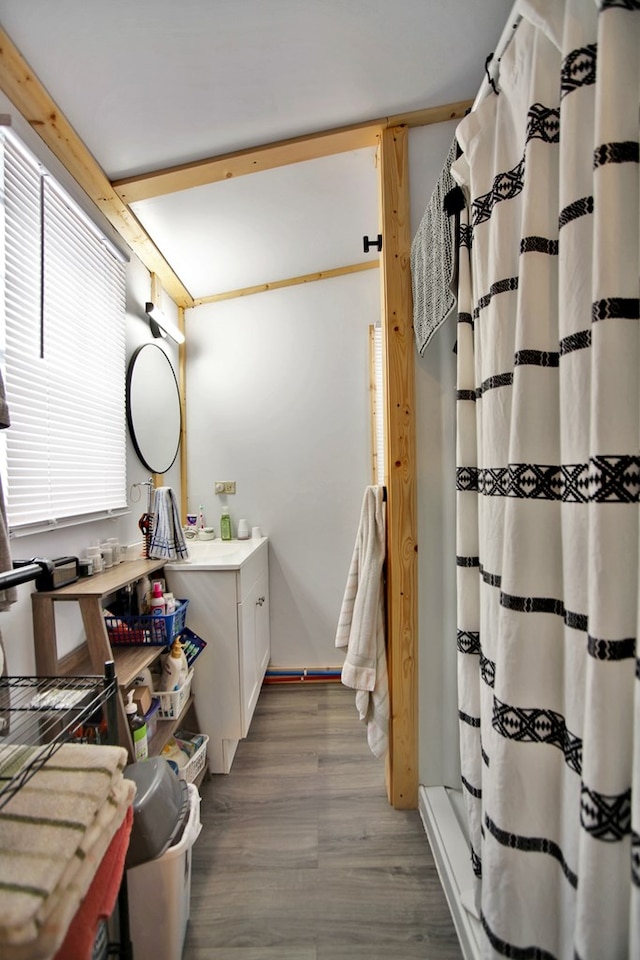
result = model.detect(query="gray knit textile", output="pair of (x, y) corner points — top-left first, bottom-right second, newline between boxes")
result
(410, 137), (458, 355)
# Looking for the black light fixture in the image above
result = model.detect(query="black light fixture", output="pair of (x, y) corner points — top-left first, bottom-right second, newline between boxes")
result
(145, 301), (185, 344)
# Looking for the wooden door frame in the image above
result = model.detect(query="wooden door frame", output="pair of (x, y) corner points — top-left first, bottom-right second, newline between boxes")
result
(377, 126), (418, 808)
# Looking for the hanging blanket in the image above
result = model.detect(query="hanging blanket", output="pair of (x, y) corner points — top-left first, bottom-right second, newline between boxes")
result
(335, 486), (389, 759)
(411, 137), (460, 355)
(148, 486), (189, 560)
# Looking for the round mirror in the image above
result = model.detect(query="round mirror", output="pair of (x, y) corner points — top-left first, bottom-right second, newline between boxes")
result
(126, 343), (181, 473)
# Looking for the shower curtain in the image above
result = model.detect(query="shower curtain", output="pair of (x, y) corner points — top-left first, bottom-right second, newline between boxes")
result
(454, 1), (639, 957)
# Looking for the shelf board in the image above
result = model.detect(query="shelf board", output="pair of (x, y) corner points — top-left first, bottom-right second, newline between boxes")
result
(61, 641), (164, 688)
(32, 557), (166, 601)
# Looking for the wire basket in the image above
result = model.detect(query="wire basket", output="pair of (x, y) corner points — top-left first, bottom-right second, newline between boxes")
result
(104, 600), (189, 647)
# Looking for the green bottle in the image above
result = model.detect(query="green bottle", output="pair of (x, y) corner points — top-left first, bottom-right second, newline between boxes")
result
(220, 505), (232, 540)
(126, 691), (148, 761)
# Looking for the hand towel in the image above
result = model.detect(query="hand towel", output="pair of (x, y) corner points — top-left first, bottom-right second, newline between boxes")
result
(148, 486), (189, 561)
(335, 486), (389, 759)
(411, 136), (459, 355)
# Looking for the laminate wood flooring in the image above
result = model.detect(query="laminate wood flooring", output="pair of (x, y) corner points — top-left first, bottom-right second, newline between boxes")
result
(184, 683), (463, 960)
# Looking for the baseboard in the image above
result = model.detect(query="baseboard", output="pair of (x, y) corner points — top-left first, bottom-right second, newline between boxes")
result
(419, 785), (484, 960)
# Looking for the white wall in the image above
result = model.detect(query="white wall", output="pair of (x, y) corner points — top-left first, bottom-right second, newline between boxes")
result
(409, 120), (461, 789)
(185, 270), (379, 668)
(0, 93), (181, 677)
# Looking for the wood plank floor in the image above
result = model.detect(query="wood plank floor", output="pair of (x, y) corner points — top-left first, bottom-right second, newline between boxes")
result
(184, 683), (463, 960)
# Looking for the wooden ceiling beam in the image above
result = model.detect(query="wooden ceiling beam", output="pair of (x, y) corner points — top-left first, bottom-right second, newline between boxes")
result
(192, 259), (379, 307)
(113, 99), (472, 204)
(0, 28), (195, 308)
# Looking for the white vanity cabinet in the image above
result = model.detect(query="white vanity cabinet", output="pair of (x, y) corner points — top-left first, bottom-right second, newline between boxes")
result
(165, 537), (270, 773)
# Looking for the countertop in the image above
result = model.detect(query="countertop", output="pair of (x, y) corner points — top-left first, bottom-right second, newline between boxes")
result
(164, 536), (268, 571)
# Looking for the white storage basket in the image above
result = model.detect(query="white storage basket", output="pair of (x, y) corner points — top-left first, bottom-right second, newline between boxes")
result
(155, 670), (194, 720)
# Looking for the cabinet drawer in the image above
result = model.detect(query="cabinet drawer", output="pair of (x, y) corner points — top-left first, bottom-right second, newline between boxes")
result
(238, 541), (268, 601)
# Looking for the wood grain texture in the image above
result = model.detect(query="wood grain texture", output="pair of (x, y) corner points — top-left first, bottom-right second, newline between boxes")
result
(377, 126), (418, 810)
(192, 260), (379, 306)
(113, 100), (472, 203)
(185, 684), (462, 960)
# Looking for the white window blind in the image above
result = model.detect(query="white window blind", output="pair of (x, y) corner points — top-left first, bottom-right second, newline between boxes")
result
(1, 131), (127, 531)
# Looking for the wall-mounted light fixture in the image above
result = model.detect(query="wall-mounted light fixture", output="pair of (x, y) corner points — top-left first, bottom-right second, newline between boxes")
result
(145, 301), (185, 344)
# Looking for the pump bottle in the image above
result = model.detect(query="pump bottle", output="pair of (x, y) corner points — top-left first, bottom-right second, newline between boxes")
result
(220, 505), (232, 541)
(126, 691), (148, 761)
(160, 638), (188, 691)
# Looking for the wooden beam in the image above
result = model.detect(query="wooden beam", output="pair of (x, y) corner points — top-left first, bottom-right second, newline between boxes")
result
(378, 125), (418, 810)
(192, 260), (379, 306)
(0, 28), (194, 308)
(113, 99), (472, 203)
(178, 306), (188, 523)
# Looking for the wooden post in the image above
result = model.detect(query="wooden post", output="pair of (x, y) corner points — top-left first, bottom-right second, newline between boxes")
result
(377, 125), (418, 809)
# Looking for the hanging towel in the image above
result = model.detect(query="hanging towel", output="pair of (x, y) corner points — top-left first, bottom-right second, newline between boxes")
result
(335, 486), (389, 759)
(411, 136), (459, 355)
(148, 486), (189, 561)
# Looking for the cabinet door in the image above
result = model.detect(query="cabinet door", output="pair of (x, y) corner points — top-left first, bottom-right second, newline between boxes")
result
(238, 571), (270, 737)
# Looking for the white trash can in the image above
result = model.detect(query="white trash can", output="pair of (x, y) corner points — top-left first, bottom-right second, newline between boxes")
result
(127, 783), (202, 960)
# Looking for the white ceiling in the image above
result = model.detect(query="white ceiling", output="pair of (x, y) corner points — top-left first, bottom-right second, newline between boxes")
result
(0, 0), (514, 301)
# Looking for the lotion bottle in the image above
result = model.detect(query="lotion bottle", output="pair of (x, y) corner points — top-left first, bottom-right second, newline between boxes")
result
(160, 639), (187, 691)
(220, 505), (232, 541)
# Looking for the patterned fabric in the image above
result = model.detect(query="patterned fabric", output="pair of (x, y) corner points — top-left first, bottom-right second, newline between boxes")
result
(453, 1), (639, 957)
(410, 138), (459, 355)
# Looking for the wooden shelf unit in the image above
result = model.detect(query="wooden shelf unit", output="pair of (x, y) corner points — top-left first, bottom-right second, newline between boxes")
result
(31, 557), (198, 762)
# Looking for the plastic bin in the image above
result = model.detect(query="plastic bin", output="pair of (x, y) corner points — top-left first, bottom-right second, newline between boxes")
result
(127, 783), (202, 960)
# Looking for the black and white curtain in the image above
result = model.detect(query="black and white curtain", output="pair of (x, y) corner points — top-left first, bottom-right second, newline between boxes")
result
(454, 1), (639, 957)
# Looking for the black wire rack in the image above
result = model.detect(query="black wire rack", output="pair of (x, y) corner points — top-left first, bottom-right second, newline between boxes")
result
(0, 663), (118, 810)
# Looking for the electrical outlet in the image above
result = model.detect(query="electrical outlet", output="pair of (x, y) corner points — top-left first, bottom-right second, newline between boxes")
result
(215, 481), (236, 494)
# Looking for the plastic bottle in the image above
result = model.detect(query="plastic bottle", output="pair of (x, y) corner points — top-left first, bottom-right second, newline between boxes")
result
(160, 639), (187, 691)
(126, 691), (148, 761)
(149, 580), (165, 616)
(198, 504), (205, 530)
(220, 505), (232, 541)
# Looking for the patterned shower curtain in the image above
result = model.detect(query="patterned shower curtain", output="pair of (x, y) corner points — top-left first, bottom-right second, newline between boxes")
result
(454, 1), (639, 957)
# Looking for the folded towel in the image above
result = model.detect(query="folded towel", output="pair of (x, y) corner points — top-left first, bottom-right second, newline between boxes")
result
(148, 486), (189, 561)
(53, 805), (133, 960)
(411, 136), (459, 355)
(0, 743), (134, 959)
(336, 486), (389, 759)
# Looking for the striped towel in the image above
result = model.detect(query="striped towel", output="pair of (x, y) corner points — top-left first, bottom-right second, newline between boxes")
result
(0, 743), (135, 960)
(411, 136), (459, 355)
(335, 486), (389, 759)
(148, 486), (189, 560)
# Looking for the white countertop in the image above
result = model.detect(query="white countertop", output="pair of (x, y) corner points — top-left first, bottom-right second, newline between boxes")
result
(164, 536), (267, 571)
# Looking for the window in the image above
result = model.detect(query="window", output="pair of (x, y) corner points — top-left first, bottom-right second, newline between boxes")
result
(0, 128), (128, 532)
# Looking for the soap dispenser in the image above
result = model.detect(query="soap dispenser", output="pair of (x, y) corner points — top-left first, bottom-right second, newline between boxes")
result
(220, 505), (232, 541)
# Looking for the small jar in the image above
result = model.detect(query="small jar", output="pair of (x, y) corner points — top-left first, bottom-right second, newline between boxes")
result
(100, 544), (113, 569)
(78, 557), (93, 577)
